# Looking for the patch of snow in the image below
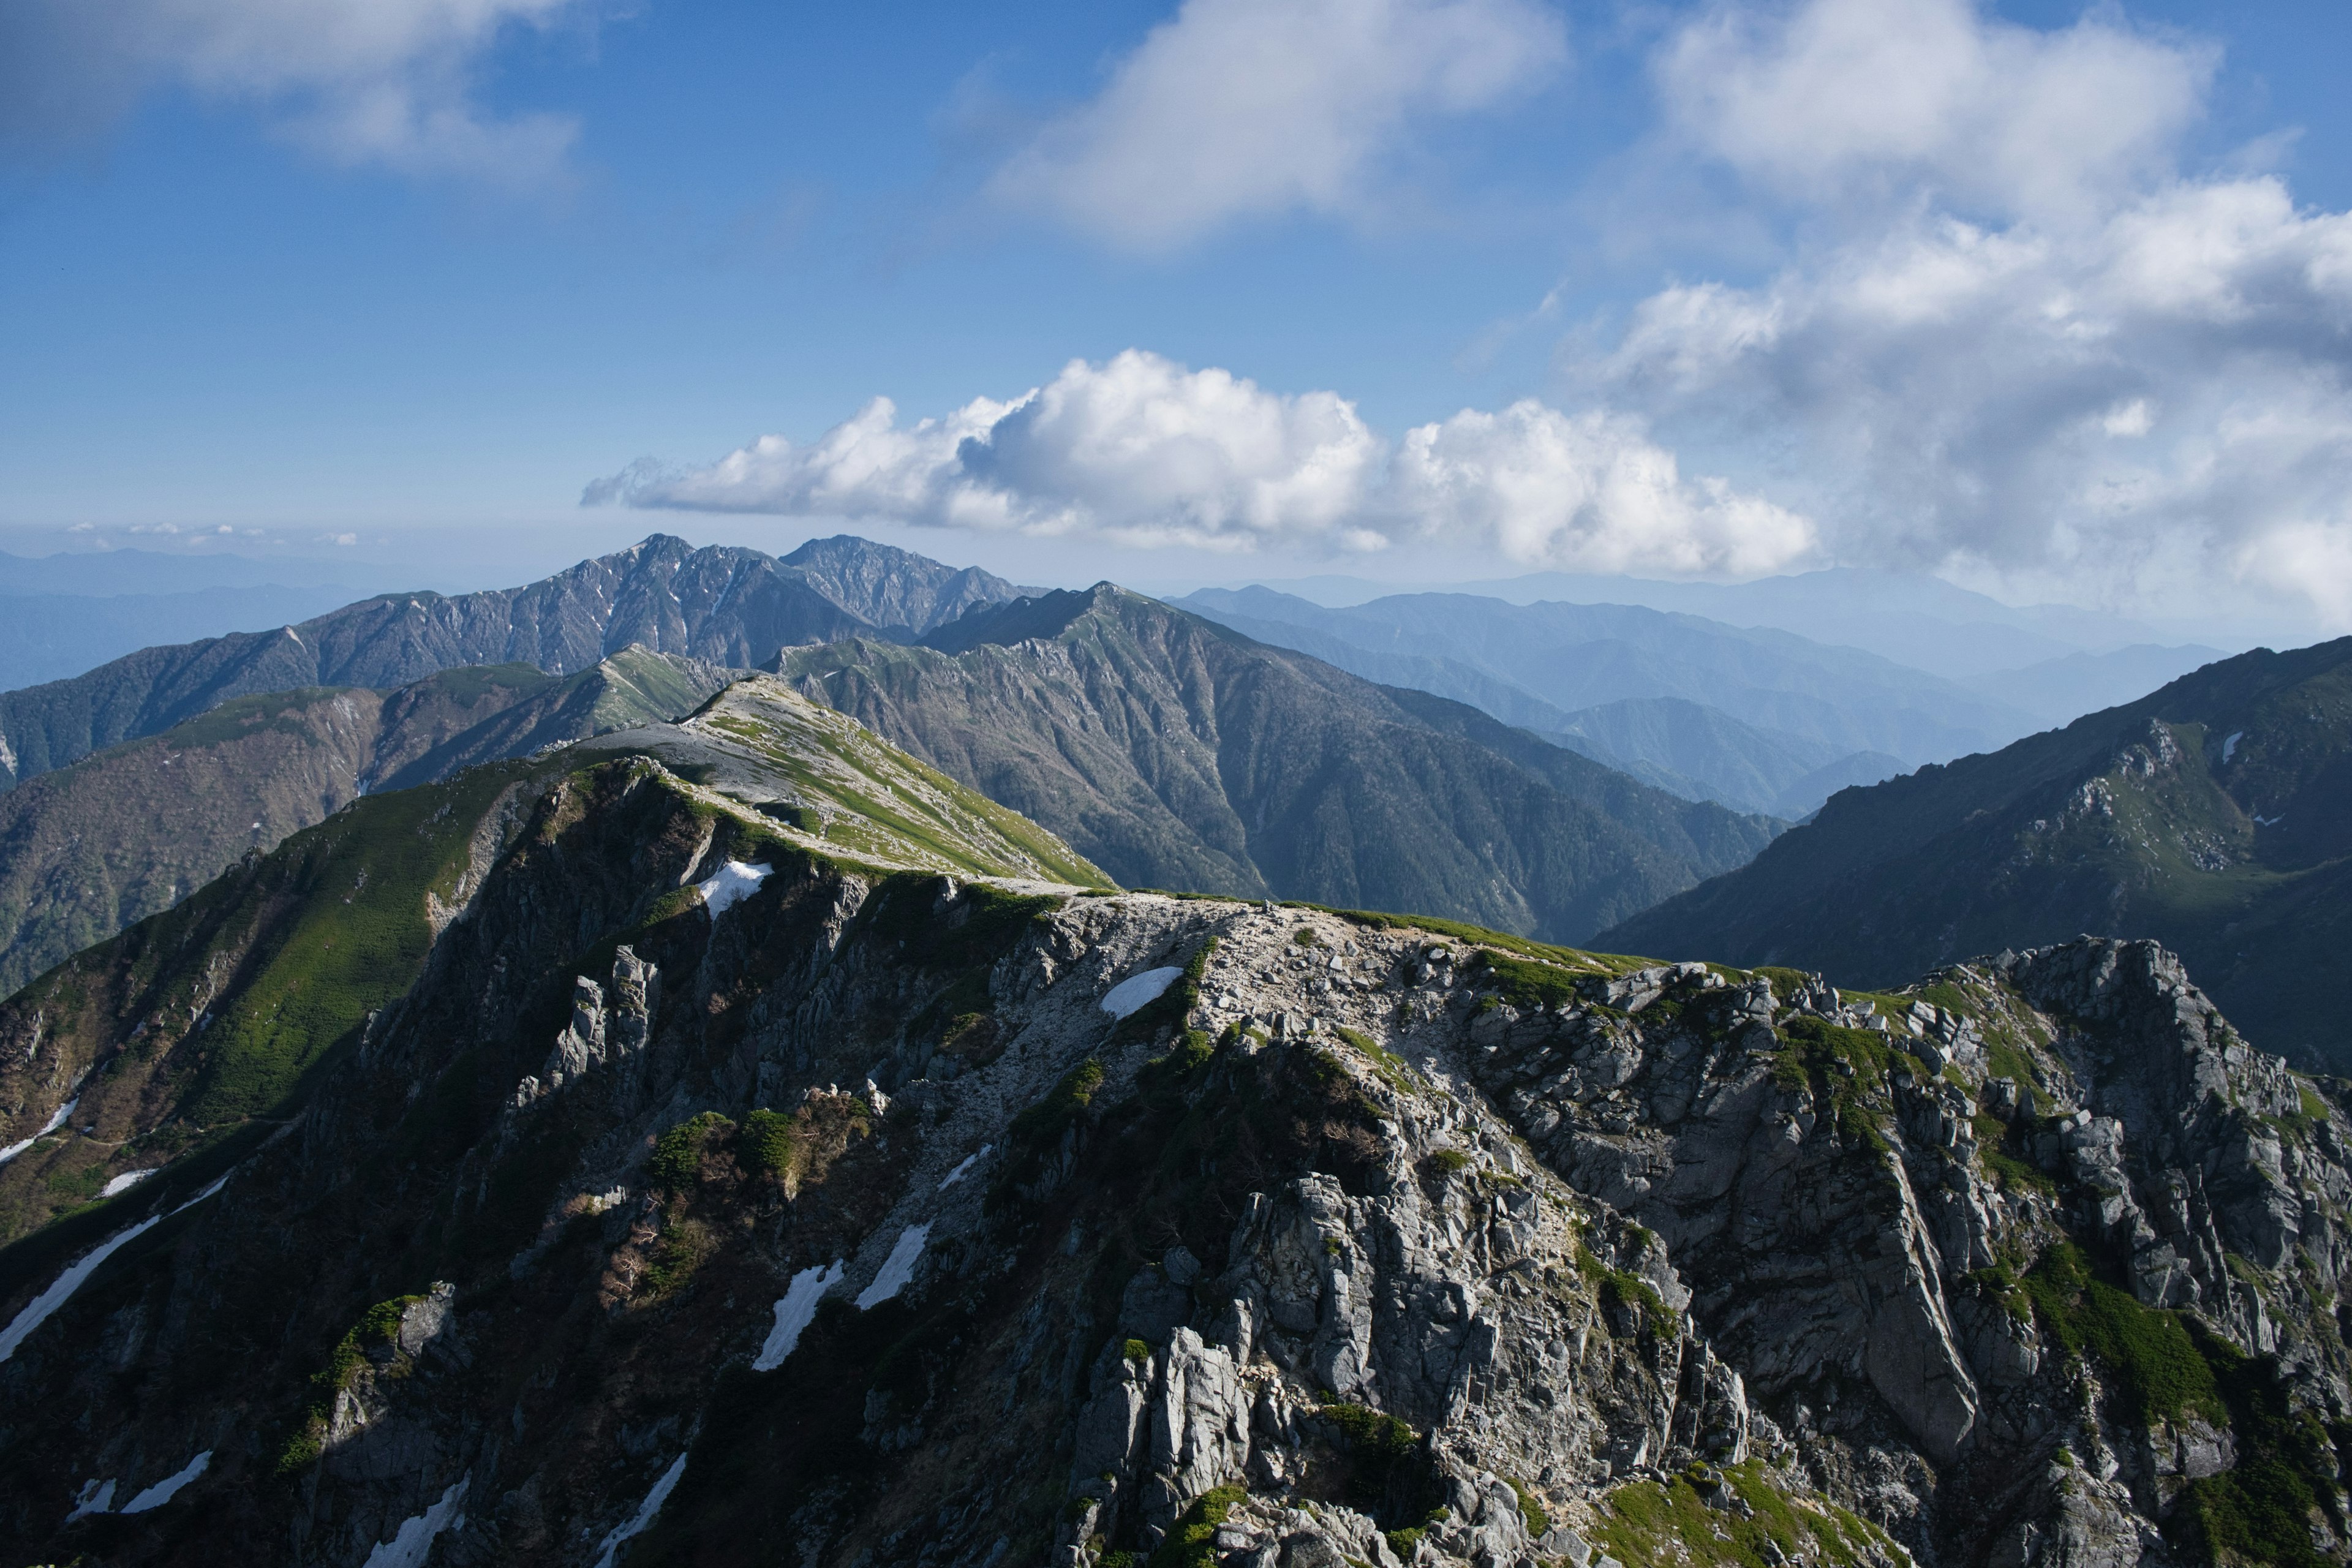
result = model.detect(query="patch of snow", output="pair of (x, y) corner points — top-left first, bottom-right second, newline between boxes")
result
(2255, 813), (2284, 827)
(363, 1477), (469, 1568)
(66, 1477), (115, 1523)
(2223, 730), (2244, 763)
(856, 1223), (932, 1310)
(1100, 966), (1184, 1020)
(0, 1096), (77, 1166)
(937, 1145), (991, 1191)
(592, 1454), (687, 1568)
(102, 1169), (159, 1197)
(695, 861), (774, 918)
(0, 1167), (232, 1363)
(754, 1260), (843, 1371)
(122, 1450), (210, 1513)
(0, 1215), (162, 1363)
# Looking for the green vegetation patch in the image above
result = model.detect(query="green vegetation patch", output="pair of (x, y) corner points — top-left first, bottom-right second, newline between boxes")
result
(276, 1291), (426, 1474)
(649, 1111), (737, 1191)
(1145, 1483), (1247, 1568)
(179, 759), (542, 1126)
(1771, 1016), (1924, 1156)
(1478, 952), (1591, 1014)
(1577, 1243), (1676, 1338)
(1590, 1462), (1895, 1568)
(1332, 1025), (1415, 1094)
(1292, 904), (1649, 975)
(2169, 1323), (2345, 1568)
(2024, 1243), (2224, 1427)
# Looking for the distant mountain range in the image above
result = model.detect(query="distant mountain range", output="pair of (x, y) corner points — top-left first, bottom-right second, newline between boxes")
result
(1599, 635), (2352, 1069)
(0, 649), (734, 998)
(779, 585), (1781, 941)
(1172, 586), (2049, 816)
(0, 585), (362, 693)
(0, 535), (1027, 793)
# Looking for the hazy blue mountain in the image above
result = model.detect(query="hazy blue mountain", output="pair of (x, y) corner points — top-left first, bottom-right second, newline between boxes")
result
(1963, 643), (2227, 728)
(1444, 565), (2177, 680)
(1174, 586), (2035, 765)
(1539, 697), (1906, 818)
(0, 585), (360, 693)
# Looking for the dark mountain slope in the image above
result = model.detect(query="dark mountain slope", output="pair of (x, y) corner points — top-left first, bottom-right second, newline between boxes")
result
(780, 586), (1779, 941)
(0, 708), (2342, 1565)
(0, 534), (1024, 791)
(1600, 636), (2352, 1067)
(0, 650), (733, 999)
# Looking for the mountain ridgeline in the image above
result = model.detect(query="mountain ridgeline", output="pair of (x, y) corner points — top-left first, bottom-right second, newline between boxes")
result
(0, 534), (1029, 793)
(1602, 636), (2352, 1070)
(0, 677), (2343, 1568)
(0, 649), (738, 999)
(780, 584), (1782, 943)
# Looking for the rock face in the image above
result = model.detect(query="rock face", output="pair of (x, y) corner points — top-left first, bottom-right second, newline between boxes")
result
(0, 533), (1027, 793)
(1600, 635), (2352, 1071)
(0, 707), (2346, 1567)
(783, 584), (1780, 941)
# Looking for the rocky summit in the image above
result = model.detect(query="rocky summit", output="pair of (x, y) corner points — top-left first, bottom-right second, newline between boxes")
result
(0, 680), (2345, 1568)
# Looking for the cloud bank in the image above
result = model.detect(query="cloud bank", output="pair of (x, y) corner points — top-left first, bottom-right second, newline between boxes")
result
(1604, 0), (2352, 627)
(0, 0), (591, 181)
(989, 0), (1567, 251)
(586, 349), (1814, 575)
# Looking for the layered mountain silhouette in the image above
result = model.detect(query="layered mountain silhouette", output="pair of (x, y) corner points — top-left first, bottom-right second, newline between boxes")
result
(779, 585), (1781, 941)
(0, 535), (1027, 791)
(1600, 636), (2352, 1068)
(0, 649), (736, 997)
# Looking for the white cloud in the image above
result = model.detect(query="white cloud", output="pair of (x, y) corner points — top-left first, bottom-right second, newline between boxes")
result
(989, 0), (1566, 251)
(590, 349), (1816, 576)
(0, 0), (590, 182)
(1657, 0), (2211, 222)
(1393, 402), (1817, 575)
(1584, 0), (2352, 628)
(1599, 179), (2352, 624)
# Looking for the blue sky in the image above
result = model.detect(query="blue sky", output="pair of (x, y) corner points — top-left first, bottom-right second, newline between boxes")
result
(4, 1), (2351, 639)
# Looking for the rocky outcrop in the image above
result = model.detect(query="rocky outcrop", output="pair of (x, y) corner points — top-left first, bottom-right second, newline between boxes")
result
(0, 734), (2345, 1567)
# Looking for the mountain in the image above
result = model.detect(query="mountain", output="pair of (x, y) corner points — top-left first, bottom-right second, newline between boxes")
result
(0, 672), (1099, 1241)
(777, 585), (1780, 942)
(1446, 564), (2180, 680)
(0, 585), (363, 693)
(0, 649), (735, 1000)
(0, 690), (2342, 1567)
(1173, 586), (2036, 765)
(1599, 636), (2352, 1069)
(1542, 696), (1907, 818)
(1964, 643), (2229, 729)
(0, 533), (1027, 793)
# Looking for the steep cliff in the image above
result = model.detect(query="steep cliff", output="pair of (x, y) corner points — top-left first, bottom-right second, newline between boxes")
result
(0, 685), (2343, 1567)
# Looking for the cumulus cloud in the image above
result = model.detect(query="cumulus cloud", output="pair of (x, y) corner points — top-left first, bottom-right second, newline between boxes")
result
(1393, 402), (1815, 575)
(989, 0), (1566, 251)
(1657, 0), (2210, 222)
(1597, 0), (2352, 627)
(589, 349), (1815, 575)
(0, 0), (592, 181)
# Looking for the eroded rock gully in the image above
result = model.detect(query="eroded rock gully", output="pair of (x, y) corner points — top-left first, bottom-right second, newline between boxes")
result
(1, 783), (2346, 1568)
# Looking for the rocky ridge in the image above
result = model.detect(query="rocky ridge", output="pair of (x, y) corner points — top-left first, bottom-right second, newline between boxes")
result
(0, 692), (2341, 1566)
(0, 533), (1026, 793)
